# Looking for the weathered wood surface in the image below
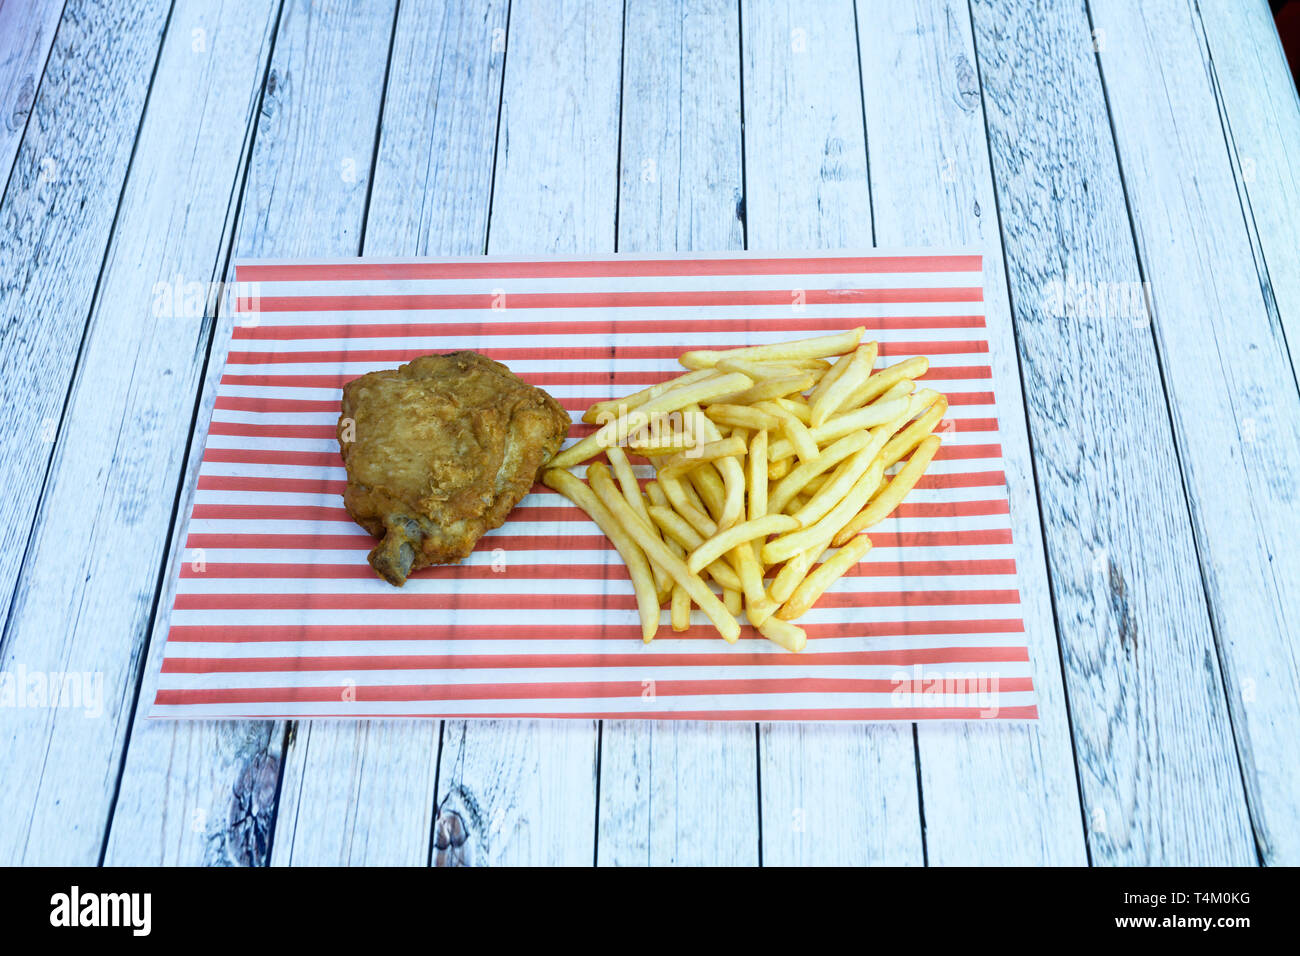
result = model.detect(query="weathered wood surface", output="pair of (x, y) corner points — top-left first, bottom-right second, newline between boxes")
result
(970, 0), (1256, 864)
(1088, 0), (1300, 865)
(0, 0), (63, 186)
(431, 0), (624, 867)
(1, 0), (1295, 866)
(740, 0), (924, 865)
(857, 0), (1084, 865)
(105, 0), (398, 866)
(598, 0), (757, 867)
(1196, 0), (1300, 390)
(0, 0), (280, 865)
(271, 0), (510, 867)
(0, 0), (169, 636)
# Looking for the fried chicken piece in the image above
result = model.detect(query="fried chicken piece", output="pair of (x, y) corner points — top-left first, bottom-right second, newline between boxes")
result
(337, 351), (570, 585)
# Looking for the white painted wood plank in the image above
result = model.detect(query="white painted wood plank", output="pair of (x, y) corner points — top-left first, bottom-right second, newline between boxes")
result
(0, 0), (169, 630)
(969, 0), (1255, 864)
(104, 0), (398, 866)
(365, 0), (509, 257)
(433, 0), (623, 867)
(269, 0), (509, 867)
(1196, 0), (1300, 389)
(0, 0), (63, 187)
(0, 0), (280, 866)
(597, 0), (756, 867)
(740, 0), (923, 865)
(855, 0), (1084, 865)
(273, 721), (436, 866)
(1087, 0), (1300, 865)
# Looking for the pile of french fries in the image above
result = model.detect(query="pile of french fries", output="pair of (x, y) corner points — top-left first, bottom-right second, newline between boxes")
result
(542, 327), (948, 652)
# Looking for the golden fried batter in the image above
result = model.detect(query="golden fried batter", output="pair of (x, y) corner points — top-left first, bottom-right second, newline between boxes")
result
(337, 351), (570, 585)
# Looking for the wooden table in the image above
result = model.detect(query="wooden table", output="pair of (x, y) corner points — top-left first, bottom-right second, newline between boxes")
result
(1, 0), (1296, 866)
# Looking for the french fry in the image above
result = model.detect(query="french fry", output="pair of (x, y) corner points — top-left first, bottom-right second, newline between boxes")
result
(767, 428), (875, 514)
(543, 468), (660, 642)
(724, 588), (742, 616)
(586, 462), (740, 642)
(727, 372), (819, 405)
(809, 342), (877, 428)
(801, 474), (827, 494)
(768, 542), (827, 605)
(844, 356), (928, 409)
(625, 426), (702, 456)
(877, 379), (916, 404)
(748, 430), (769, 521)
(645, 480), (668, 508)
(767, 455), (793, 481)
(694, 408), (746, 530)
(767, 398), (910, 461)
(762, 458), (885, 565)
(688, 514), (800, 574)
(687, 462), (727, 519)
(787, 420), (899, 526)
(646, 505), (743, 591)
(658, 475), (716, 537)
(733, 543), (778, 627)
(623, 440), (689, 457)
(605, 445), (673, 601)
(605, 447), (655, 526)
(679, 327), (864, 370)
(790, 445), (878, 528)
(656, 435), (748, 480)
(679, 472), (711, 517)
(659, 531), (692, 632)
(582, 367), (719, 424)
(716, 357), (829, 380)
(833, 435), (940, 545)
(670, 580), (692, 631)
(703, 404), (781, 431)
(550, 372), (753, 470)
(758, 615), (807, 652)
(880, 394), (948, 468)
(805, 348), (855, 411)
(771, 396), (812, 424)
(777, 534), (873, 620)
(758, 401), (820, 463)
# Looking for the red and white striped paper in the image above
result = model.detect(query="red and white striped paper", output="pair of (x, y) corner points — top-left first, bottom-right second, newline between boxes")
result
(150, 250), (1037, 721)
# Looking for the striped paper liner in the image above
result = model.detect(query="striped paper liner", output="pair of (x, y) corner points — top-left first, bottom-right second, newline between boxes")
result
(150, 250), (1037, 721)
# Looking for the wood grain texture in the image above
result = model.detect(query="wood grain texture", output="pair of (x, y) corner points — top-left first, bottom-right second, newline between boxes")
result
(1196, 0), (1300, 390)
(3, 0), (1287, 867)
(970, 0), (1255, 864)
(269, 0), (510, 867)
(0, 0), (279, 866)
(855, 0), (1084, 864)
(104, 0), (397, 866)
(0, 0), (63, 188)
(1088, 0), (1300, 865)
(0, 0), (169, 635)
(272, 721), (437, 866)
(365, 0), (509, 257)
(597, 0), (757, 867)
(432, 0), (623, 867)
(740, 0), (923, 865)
